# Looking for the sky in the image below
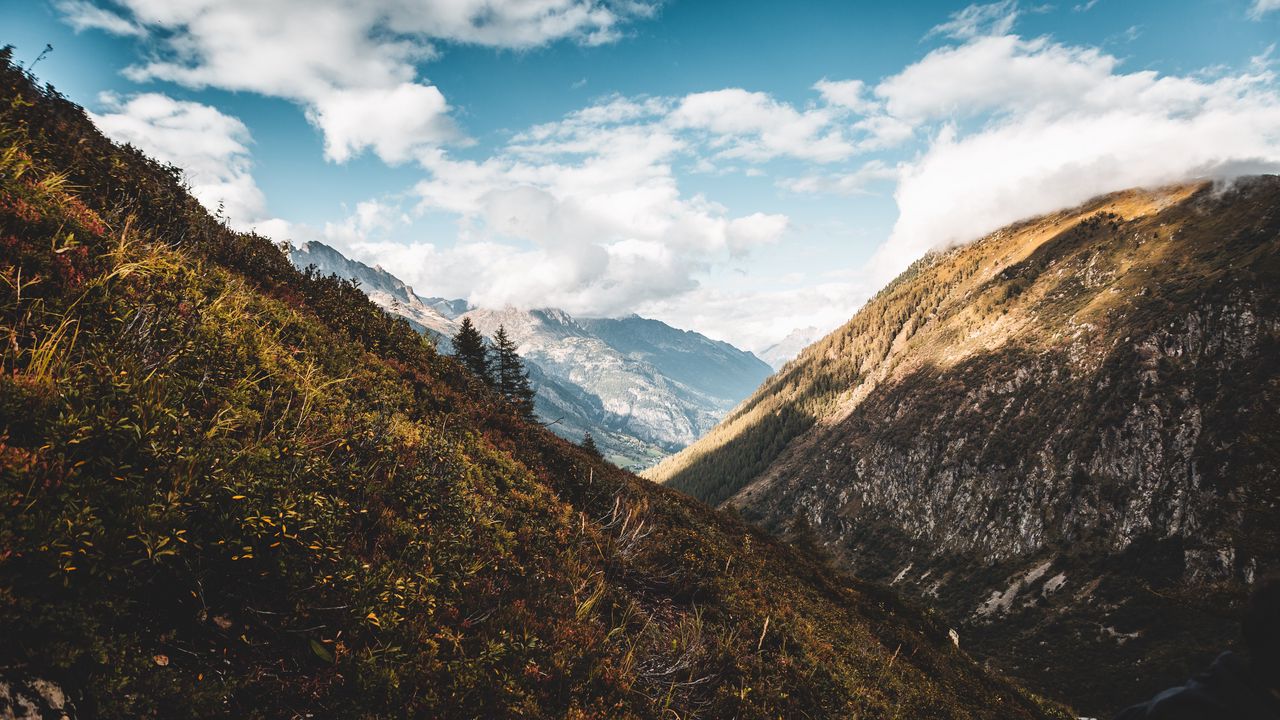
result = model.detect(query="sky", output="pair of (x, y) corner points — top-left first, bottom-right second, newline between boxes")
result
(7, 0), (1280, 353)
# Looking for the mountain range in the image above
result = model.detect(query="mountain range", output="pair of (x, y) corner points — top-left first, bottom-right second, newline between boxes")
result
(0, 50), (1069, 718)
(648, 179), (1280, 717)
(287, 240), (772, 469)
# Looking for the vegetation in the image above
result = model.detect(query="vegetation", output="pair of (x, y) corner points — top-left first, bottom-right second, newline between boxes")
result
(492, 325), (536, 418)
(0, 48), (1067, 719)
(450, 316), (491, 384)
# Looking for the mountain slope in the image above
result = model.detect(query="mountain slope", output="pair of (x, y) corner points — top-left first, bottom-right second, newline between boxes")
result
(288, 240), (459, 339)
(281, 243), (772, 469)
(464, 307), (771, 468)
(649, 180), (1280, 715)
(578, 315), (770, 402)
(0, 50), (1064, 719)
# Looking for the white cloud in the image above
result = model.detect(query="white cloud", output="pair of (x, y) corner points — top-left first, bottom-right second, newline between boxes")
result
(925, 0), (1020, 41)
(1250, 0), (1280, 19)
(310, 101), (791, 319)
(813, 78), (876, 113)
(668, 89), (855, 163)
(308, 83), (459, 163)
(54, 0), (143, 36)
(877, 35), (1123, 122)
(90, 92), (272, 229)
(65, 0), (657, 165)
(638, 280), (864, 354)
(869, 34), (1280, 280)
(780, 160), (899, 196)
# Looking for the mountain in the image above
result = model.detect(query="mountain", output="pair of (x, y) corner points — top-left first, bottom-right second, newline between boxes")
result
(758, 325), (822, 369)
(283, 242), (773, 470)
(1, 52), (1071, 718)
(287, 240), (459, 339)
(579, 315), (770, 402)
(463, 308), (772, 469)
(648, 180), (1280, 716)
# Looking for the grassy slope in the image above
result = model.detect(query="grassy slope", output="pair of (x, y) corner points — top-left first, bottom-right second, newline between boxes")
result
(0, 50), (1066, 719)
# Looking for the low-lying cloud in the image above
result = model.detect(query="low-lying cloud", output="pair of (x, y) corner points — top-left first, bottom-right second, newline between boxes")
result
(869, 31), (1280, 279)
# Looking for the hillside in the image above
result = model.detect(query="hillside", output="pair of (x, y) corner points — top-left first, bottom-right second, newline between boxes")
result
(0, 49), (1067, 719)
(287, 240), (459, 339)
(648, 181), (1280, 715)
(283, 240), (772, 470)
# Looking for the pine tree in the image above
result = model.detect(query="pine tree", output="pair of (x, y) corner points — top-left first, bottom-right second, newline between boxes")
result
(581, 431), (601, 457)
(451, 317), (492, 384)
(493, 325), (536, 416)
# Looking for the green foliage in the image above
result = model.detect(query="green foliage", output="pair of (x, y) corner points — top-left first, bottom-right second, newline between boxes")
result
(580, 431), (601, 458)
(493, 325), (535, 418)
(451, 316), (492, 384)
(0, 46), (1065, 720)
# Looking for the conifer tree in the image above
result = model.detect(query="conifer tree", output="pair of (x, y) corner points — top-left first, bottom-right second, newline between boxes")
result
(493, 325), (536, 416)
(581, 431), (601, 457)
(451, 317), (492, 384)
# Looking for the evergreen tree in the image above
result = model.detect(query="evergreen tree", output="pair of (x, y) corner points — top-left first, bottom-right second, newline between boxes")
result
(451, 317), (492, 384)
(581, 431), (601, 457)
(493, 325), (536, 416)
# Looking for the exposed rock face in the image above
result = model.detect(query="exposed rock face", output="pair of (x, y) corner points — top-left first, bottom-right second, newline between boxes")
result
(650, 179), (1280, 716)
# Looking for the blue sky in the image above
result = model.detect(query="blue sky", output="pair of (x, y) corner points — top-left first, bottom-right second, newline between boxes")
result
(7, 0), (1280, 351)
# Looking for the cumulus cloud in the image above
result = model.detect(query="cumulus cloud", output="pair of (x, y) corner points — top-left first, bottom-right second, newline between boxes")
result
(90, 92), (272, 228)
(299, 96), (796, 319)
(375, 113), (789, 315)
(812, 78), (877, 113)
(868, 33), (1280, 280)
(63, 0), (657, 165)
(308, 83), (458, 163)
(669, 89), (855, 163)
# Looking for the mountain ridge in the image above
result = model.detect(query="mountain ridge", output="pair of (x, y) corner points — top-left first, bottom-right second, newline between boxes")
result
(0, 48), (1067, 719)
(649, 179), (1280, 716)
(287, 240), (773, 469)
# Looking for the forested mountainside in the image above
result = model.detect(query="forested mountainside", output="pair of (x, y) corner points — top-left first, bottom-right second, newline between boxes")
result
(286, 241), (772, 470)
(0, 50), (1070, 719)
(649, 180), (1280, 715)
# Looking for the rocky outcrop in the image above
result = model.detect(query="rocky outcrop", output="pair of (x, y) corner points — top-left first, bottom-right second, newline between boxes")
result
(0, 676), (74, 720)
